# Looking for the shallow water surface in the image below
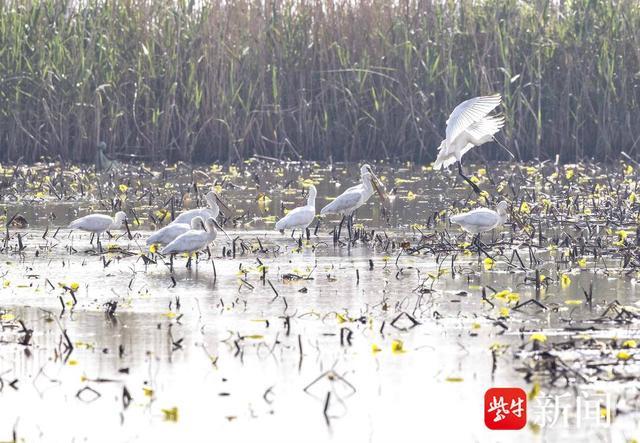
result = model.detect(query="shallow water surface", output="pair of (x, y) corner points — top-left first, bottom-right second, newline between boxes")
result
(0, 160), (639, 442)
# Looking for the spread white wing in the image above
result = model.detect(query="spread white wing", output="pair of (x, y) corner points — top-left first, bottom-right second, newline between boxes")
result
(446, 94), (502, 144)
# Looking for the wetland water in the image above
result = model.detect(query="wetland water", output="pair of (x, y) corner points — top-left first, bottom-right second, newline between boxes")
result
(0, 160), (639, 442)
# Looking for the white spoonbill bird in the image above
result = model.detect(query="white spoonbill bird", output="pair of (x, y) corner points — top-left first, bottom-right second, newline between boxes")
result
(434, 94), (505, 194)
(68, 210), (127, 249)
(450, 201), (509, 245)
(69, 211), (127, 233)
(275, 185), (317, 235)
(321, 172), (374, 217)
(321, 168), (384, 240)
(171, 191), (220, 225)
(321, 164), (385, 216)
(146, 217), (199, 247)
(161, 216), (222, 256)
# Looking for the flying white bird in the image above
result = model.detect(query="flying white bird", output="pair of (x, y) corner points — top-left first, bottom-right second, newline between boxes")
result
(434, 94), (505, 194)
(275, 185), (317, 235)
(146, 217), (199, 247)
(68, 210), (127, 250)
(450, 201), (509, 246)
(171, 191), (220, 225)
(161, 216), (221, 255)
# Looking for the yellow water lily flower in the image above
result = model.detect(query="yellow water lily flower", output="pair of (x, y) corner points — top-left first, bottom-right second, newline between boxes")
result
(560, 274), (571, 289)
(391, 339), (406, 354)
(617, 351), (632, 361)
(530, 333), (548, 343)
(483, 258), (495, 271)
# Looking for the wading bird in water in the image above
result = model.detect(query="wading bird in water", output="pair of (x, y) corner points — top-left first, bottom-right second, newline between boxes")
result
(161, 216), (225, 269)
(146, 219), (198, 247)
(161, 216), (222, 256)
(171, 191), (221, 225)
(450, 200), (509, 248)
(321, 165), (386, 240)
(275, 185), (317, 237)
(68, 210), (127, 249)
(434, 94), (505, 194)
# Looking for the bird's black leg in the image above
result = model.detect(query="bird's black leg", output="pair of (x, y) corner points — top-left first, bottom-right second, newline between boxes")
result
(186, 254), (192, 269)
(337, 216), (345, 241)
(348, 214), (354, 242)
(291, 229), (295, 239)
(457, 160), (481, 195)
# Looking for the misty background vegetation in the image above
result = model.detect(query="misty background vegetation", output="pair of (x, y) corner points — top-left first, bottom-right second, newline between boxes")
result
(1, 0), (639, 164)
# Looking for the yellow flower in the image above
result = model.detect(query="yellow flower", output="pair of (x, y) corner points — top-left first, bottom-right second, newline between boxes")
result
(70, 282), (80, 292)
(625, 164), (634, 176)
(149, 244), (158, 253)
(507, 292), (520, 303)
(162, 407), (179, 422)
(470, 176), (480, 184)
(577, 258), (587, 268)
(371, 344), (382, 353)
(528, 382), (540, 400)
(118, 184), (128, 193)
(565, 169), (574, 180)
(623, 340), (637, 349)
(391, 339), (406, 354)
(483, 258), (495, 271)
(530, 333), (547, 343)
(519, 201), (531, 214)
(560, 274), (571, 289)
(617, 351), (632, 361)
(499, 307), (510, 317)
(477, 168), (486, 176)
(629, 192), (637, 204)
(405, 191), (417, 201)
(564, 299), (582, 306)
(616, 230), (629, 240)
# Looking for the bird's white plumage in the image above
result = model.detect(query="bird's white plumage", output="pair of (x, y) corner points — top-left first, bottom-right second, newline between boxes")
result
(445, 94), (502, 144)
(171, 191), (220, 225)
(450, 201), (509, 234)
(161, 217), (219, 255)
(146, 217), (201, 246)
(275, 185), (316, 231)
(434, 94), (504, 170)
(68, 211), (126, 234)
(321, 165), (375, 216)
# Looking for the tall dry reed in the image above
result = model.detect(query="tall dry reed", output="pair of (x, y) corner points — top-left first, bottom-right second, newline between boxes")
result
(0, 0), (639, 164)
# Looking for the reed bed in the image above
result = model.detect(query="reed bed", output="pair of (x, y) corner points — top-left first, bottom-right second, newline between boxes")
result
(0, 0), (639, 164)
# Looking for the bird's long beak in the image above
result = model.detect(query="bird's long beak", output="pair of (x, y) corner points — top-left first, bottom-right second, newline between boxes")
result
(369, 171), (388, 203)
(213, 219), (232, 241)
(214, 193), (231, 211)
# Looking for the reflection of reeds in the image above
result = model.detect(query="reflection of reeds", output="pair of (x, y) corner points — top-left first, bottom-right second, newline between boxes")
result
(1, 1), (639, 164)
